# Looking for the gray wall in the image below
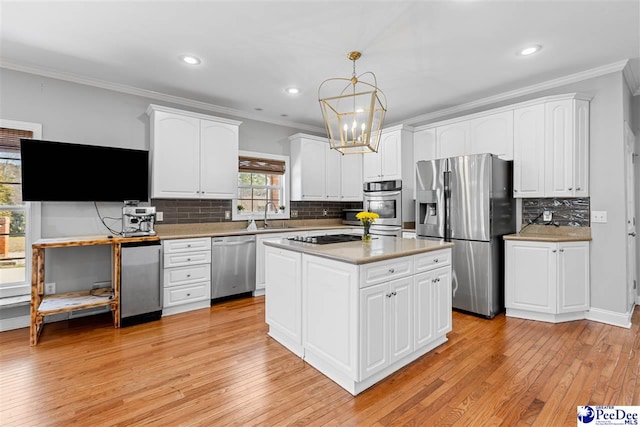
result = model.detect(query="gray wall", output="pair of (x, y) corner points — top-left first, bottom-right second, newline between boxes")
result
(0, 67), (307, 311)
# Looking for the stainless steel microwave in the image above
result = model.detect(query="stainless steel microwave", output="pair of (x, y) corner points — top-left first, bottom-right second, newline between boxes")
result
(342, 209), (361, 226)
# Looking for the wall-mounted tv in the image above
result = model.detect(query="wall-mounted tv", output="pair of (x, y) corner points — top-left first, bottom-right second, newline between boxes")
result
(20, 138), (149, 202)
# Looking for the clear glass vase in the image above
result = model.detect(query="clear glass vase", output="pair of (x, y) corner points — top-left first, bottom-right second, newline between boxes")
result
(362, 223), (372, 242)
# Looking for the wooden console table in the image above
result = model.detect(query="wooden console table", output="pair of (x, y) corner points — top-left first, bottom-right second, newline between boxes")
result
(30, 234), (159, 346)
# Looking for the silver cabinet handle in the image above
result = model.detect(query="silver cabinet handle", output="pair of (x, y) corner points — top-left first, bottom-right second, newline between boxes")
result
(186, 258), (191, 261)
(187, 293), (191, 296)
(568, 187), (573, 191)
(386, 293), (393, 298)
(552, 249), (557, 253)
(514, 189), (518, 193)
(630, 232), (637, 237)
(392, 291), (397, 296)
(576, 187), (581, 190)
(559, 248), (564, 252)
(389, 268), (395, 273)
(186, 274), (191, 277)
(433, 258), (439, 263)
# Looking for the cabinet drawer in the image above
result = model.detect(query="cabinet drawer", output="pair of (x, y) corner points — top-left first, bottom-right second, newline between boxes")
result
(164, 264), (211, 288)
(415, 249), (451, 273)
(163, 238), (212, 253)
(360, 258), (413, 288)
(163, 282), (210, 307)
(164, 250), (211, 268)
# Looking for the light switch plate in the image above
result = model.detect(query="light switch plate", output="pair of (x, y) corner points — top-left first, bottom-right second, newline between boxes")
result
(591, 211), (607, 223)
(156, 211), (164, 222)
(543, 210), (552, 222)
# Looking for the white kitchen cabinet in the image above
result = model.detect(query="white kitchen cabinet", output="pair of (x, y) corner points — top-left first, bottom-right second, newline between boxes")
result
(412, 128), (437, 199)
(290, 133), (359, 201)
(434, 111), (513, 160)
(505, 239), (590, 322)
(435, 122), (468, 159)
(340, 153), (364, 201)
(544, 98), (590, 198)
(255, 232), (297, 293)
(512, 94), (590, 198)
(265, 246), (303, 356)
(363, 125), (410, 182)
(513, 104), (545, 197)
(414, 265), (452, 349)
(162, 237), (212, 316)
(468, 110), (514, 160)
(147, 104), (241, 200)
(359, 276), (413, 380)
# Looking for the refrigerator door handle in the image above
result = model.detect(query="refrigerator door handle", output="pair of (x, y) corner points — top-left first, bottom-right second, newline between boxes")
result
(443, 170), (451, 241)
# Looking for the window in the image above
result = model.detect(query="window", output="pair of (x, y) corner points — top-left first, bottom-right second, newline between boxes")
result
(233, 151), (289, 221)
(0, 121), (41, 298)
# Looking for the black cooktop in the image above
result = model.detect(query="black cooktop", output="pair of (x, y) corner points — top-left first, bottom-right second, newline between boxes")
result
(287, 234), (364, 245)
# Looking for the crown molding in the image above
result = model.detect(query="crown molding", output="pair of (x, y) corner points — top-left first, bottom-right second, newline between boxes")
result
(403, 59), (632, 126)
(622, 59), (640, 96)
(0, 59), (326, 134)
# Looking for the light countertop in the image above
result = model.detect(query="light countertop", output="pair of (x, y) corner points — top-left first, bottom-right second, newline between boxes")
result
(263, 235), (454, 265)
(503, 225), (592, 242)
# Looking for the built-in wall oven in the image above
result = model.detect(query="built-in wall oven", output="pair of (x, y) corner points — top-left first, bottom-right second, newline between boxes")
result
(363, 179), (402, 237)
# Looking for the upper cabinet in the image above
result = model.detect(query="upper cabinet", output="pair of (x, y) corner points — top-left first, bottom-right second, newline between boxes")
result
(363, 125), (412, 182)
(513, 95), (590, 198)
(426, 110), (514, 161)
(289, 133), (363, 201)
(147, 105), (241, 200)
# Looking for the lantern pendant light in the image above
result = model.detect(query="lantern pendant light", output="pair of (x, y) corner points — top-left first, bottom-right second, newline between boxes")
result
(318, 51), (387, 155)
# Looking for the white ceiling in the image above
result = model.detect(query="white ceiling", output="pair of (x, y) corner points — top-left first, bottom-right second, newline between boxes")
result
(1, 0), (639, 132)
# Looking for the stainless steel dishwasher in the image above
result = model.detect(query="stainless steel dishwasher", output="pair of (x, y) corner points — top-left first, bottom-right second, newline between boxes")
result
(211, 235), (256, 301)
(120, 240), (162, 327)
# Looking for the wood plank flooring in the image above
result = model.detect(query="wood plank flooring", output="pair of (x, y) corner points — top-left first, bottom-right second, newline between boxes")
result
(1, 296), (638, 426)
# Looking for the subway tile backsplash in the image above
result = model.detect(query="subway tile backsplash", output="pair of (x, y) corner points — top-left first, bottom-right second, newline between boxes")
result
(152, 199), (363, 224)
(522, 198), (590, 227)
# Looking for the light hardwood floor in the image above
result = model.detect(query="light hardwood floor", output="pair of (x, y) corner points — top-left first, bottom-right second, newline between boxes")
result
(1, 296), (638, 426)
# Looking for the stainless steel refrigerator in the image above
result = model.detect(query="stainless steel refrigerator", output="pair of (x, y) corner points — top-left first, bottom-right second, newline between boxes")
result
(415, 153), (515, 318)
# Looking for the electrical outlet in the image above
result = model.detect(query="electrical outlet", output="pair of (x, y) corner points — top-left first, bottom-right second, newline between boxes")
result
(224, 211), (231, 220)
(45, 282), (55, 294)
(591, 211), (608, 223)
(322, 209), (328, 216)
(291, 210), (298, 218)
(156, 211), (164, 222)
(543, 210), (553, 222)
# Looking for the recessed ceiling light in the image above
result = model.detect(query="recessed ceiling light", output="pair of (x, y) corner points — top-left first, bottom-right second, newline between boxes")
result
(517, 45), (542, 56)
(285, 87), (300, 95)
(181, 55), (201, 65)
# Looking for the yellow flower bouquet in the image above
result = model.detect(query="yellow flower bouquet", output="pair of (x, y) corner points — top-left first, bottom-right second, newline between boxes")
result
(356, 211), (379, 241)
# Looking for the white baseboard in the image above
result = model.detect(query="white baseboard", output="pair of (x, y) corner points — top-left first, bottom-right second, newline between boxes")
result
(585, 307), (632, 328)
(0, 315), (29, 332)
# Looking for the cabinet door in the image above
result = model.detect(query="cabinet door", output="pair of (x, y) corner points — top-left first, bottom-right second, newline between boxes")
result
(557, 242), (590, 313)
(389, 277), (413, 363)
(573, 100), (590, 197)
(545, 100), (574, 197)
(294, 138), (327, 200)
(433, 266), (452, 336)
(505, 241), (556, 313)
(414, 271), (435, 349)
(359, 282), (389, 379)
(200, 119), (238, 199)
(265, 247), (302, 346)
(379, 130), (402, 180)
(513, 104), (545, 198)
(325, 146), (342, 200)
(436, 122), (468, 159)
(255, 233), (286, 290)
(341, 154), (363, 201)
(468, 111), (514, 160)
(363, 147), (383, 182)
(413, 128), (437, 199)
(151, 111), (201, 199)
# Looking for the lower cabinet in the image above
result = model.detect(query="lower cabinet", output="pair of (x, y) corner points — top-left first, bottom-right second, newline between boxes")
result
(505, 239), (590, 322)
(265, 245), (452, 395)
(162, 237), (212, 316)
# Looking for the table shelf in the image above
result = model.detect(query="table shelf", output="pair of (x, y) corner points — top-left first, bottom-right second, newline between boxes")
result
(37, 288), (115, 316)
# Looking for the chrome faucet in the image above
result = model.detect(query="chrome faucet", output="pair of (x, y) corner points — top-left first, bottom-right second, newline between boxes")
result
(263, 201), (277, 228)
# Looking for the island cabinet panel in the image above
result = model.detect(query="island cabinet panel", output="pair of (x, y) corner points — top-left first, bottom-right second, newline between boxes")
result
(265, 247), (303, 356)
(264, 240), (452, 395)
(303, 255), (359, 380)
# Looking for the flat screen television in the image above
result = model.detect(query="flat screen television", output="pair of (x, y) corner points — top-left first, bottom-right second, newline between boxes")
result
(20, 138), (150, 202)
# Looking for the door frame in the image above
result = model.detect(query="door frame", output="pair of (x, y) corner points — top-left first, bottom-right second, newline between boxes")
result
(624, 121), (637, 309)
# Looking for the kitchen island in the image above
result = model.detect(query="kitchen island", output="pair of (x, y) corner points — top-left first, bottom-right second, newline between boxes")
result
(263, 235), (454, 395)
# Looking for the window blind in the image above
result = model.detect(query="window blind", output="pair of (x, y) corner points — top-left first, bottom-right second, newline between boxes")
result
(0, 128), (33, 152)
(239, 156), (286, 175)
